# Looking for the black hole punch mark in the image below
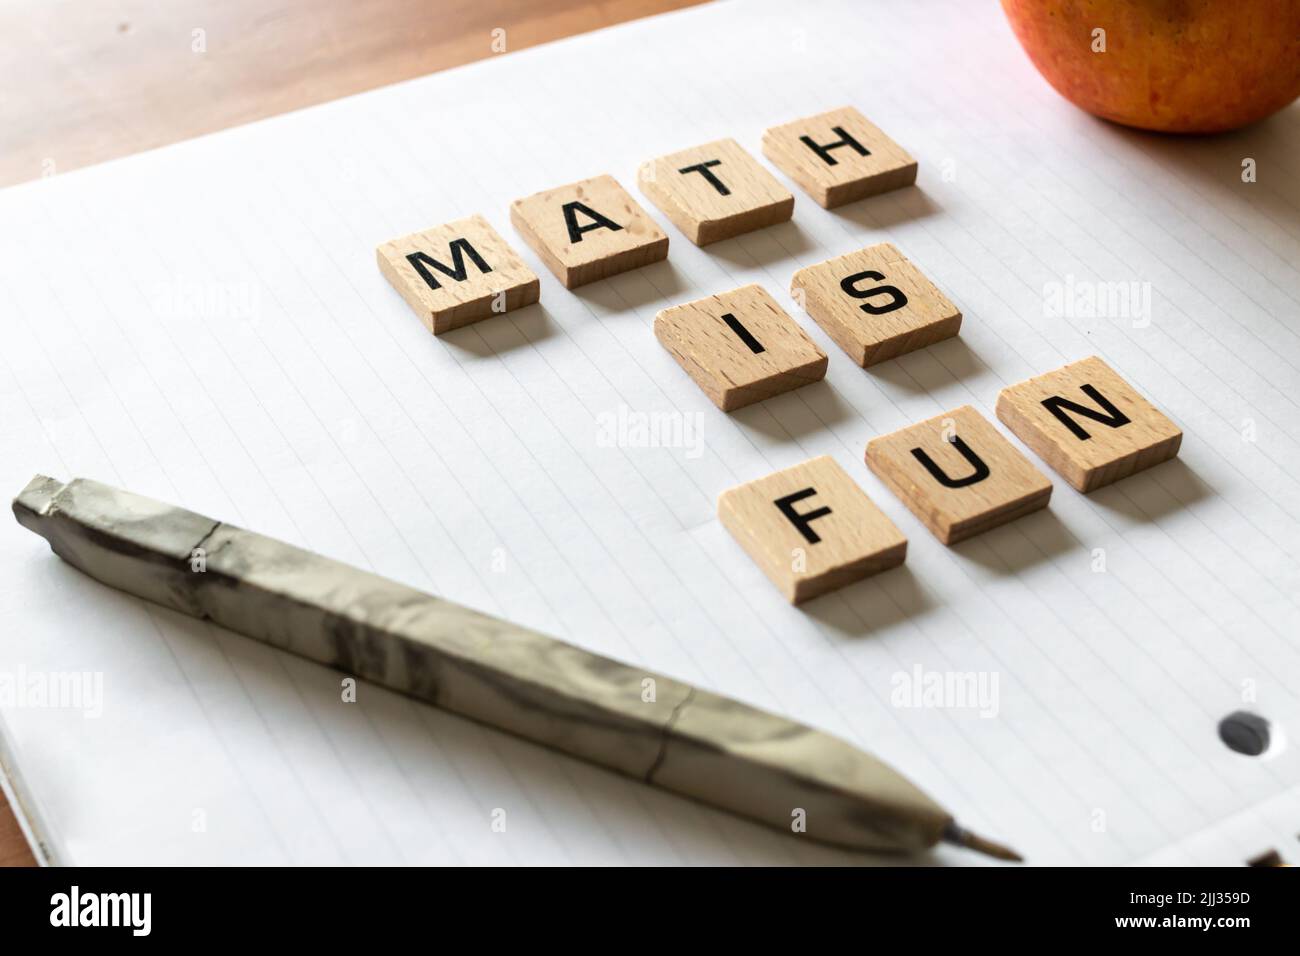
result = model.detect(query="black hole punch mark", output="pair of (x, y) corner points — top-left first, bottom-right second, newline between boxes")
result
(1218, 710), (1271, 757)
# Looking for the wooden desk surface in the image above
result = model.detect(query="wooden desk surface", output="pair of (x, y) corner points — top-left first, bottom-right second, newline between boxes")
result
(0, 0), (706, 865)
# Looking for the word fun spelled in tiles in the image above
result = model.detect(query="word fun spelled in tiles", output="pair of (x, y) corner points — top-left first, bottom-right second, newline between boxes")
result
(376, 215), (540, 335)
(865, 405), (1053, 545)
(790, 242), (962, 367)
(637, 138), (795, 246)
(654, 284), (827, 411)
(718, 455), (907, 604)
(996, 356), (1183, 493)
(510, 174), (669, 289)
(762, 105), (918, 208)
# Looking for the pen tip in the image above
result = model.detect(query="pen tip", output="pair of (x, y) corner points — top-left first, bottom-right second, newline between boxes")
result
(943, 823), (1024, 862)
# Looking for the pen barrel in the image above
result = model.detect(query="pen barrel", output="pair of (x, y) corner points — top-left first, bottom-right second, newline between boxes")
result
(14, 475), (951, 855)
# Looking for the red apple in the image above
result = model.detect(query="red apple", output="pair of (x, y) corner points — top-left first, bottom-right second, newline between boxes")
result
(1000, 0), (1300, 133)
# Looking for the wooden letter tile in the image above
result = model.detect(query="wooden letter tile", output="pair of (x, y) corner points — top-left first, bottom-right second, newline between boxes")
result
(762, 105), (917, 208)
(790, 242), (960, 367)
(655, 284), (827, 412)
(637, 138), (794, 246)
(996, 355), (1182, 493)
(376, 214), (539, 334)
(865, 405), (1052, 545)
(510, 174), (668, 289)
(718, 455), (906, 604)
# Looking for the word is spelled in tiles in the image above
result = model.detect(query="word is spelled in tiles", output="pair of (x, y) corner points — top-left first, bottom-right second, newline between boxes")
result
(654, 284), (828, 411)
(718, 455), (907, 604)
(996, 355), (1183, 493)
(762, 105), (917, 208)
(510, 174), (669, 288)
(790, 242), (961, 367)
(376, 215), (540, 334)
(865, 405), (1053, 545)
(637, 138), (795, 246)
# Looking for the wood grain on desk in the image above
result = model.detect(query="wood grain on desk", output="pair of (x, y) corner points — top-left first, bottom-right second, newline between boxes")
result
(0, 0), (707, 865)
(0, 0), (708, 189)
(0, 793), (37, 867)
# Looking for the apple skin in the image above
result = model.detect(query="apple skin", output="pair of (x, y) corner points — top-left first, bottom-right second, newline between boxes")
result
(1001, 0), (1300, 133)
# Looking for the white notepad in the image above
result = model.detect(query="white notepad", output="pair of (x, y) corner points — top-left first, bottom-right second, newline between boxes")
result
(2, 0), (1298, 866)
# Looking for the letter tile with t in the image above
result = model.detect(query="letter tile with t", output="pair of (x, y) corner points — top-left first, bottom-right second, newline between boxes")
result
(996, 355), (1182, 492)
(654, 284), (827, 411)
(790, 242), (961, 367)
(376, 214), (540, 334)
(762, 105), (917, 208)
(718, 455), (907, 604)
(637, 138), (794, 246)
(510, 174), (669, 288)
(865, 405), (1053, 545)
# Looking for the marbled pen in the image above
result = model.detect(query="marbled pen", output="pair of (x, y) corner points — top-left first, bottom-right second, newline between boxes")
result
(14, 475), (1020, 862)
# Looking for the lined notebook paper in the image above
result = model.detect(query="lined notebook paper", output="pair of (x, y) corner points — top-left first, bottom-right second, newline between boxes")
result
(2, 0), (1299, 866)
